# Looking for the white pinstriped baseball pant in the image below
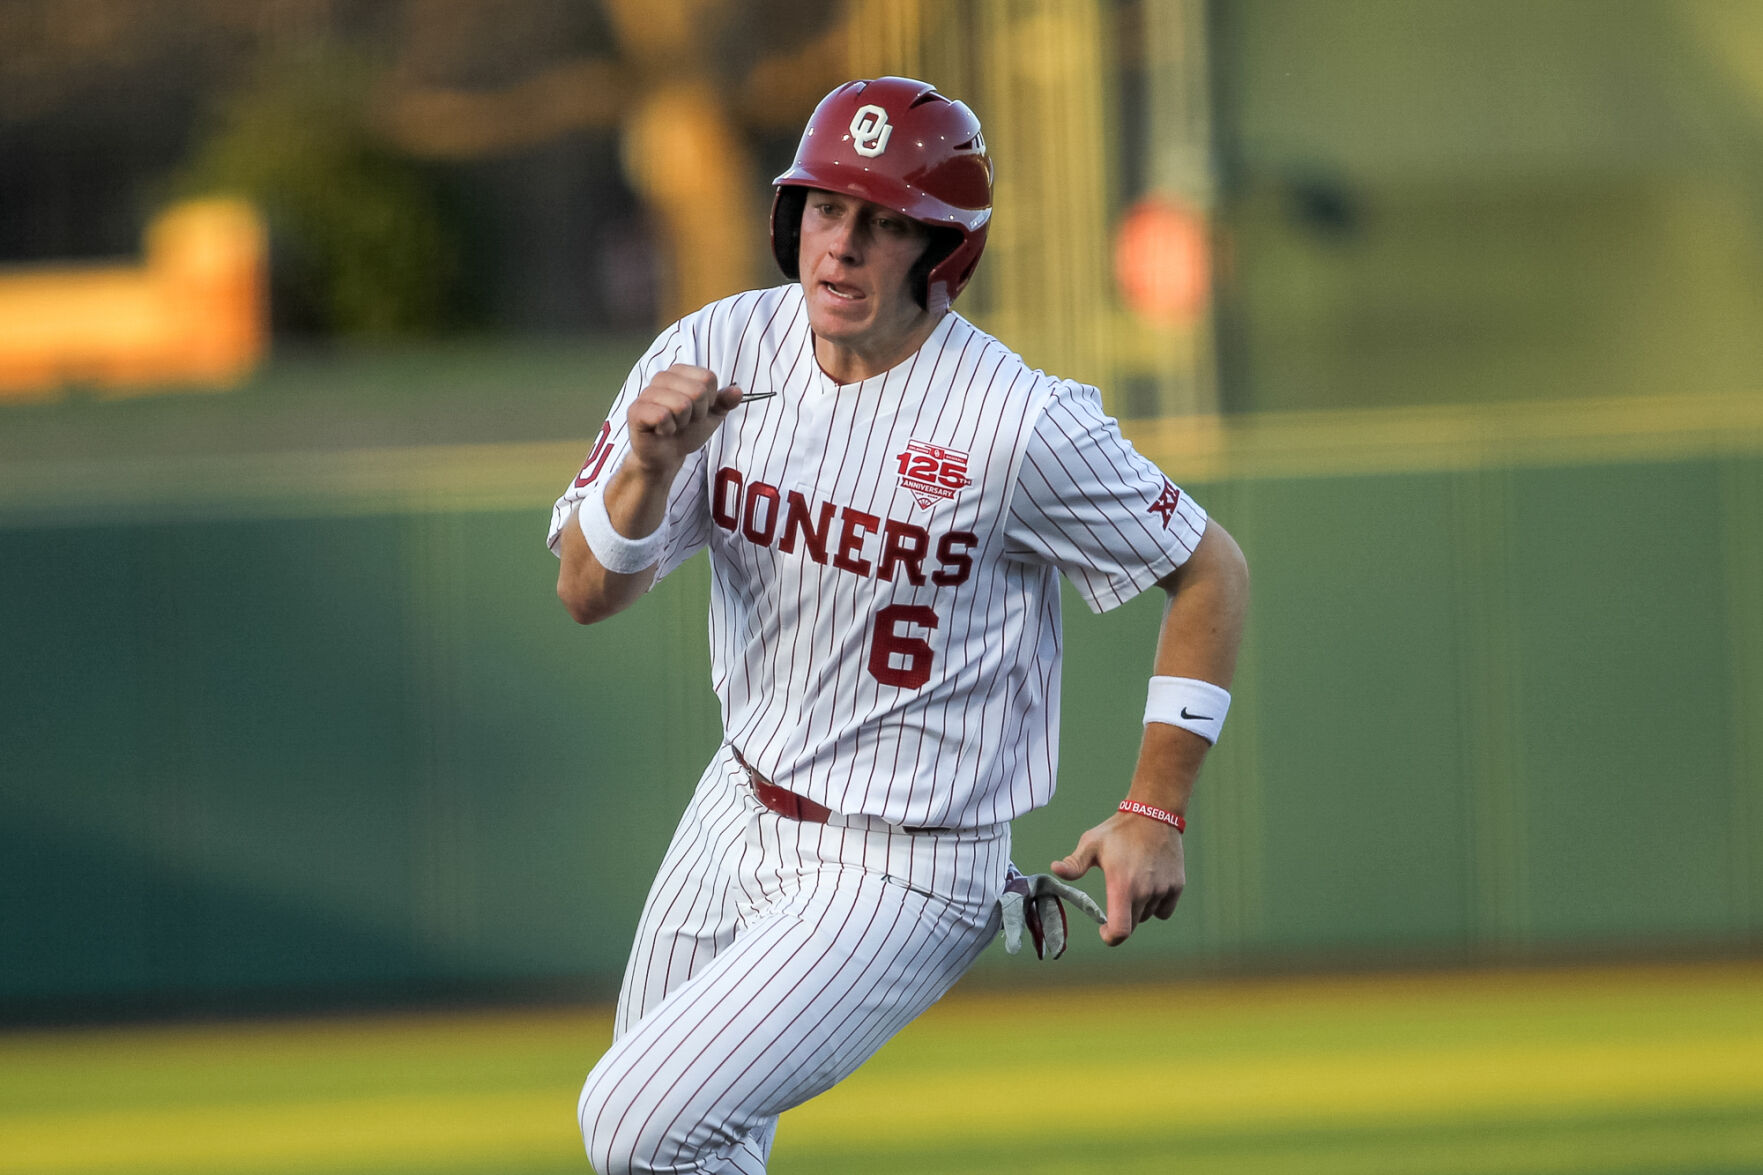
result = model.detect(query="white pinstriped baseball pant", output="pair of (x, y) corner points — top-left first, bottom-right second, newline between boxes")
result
(578, 744), (1009, 1174)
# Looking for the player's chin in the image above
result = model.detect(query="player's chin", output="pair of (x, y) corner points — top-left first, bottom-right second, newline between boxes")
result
(805, 298), (872, 340)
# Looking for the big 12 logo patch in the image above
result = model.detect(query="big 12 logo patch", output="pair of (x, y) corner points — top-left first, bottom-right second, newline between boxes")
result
(895, 439), (973, 509)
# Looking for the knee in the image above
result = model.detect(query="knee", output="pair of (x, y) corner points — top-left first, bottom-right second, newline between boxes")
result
(578, 1031), (758, 1174)
(579, 1063), (674, 1175)
(578, 1069), (632, 1175)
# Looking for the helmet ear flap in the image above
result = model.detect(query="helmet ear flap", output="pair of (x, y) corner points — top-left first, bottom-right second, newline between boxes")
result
(770, 187), (809, 280)
(908, 226), (964, 310)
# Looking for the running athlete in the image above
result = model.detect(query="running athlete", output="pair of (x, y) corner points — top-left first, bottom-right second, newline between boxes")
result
(551, 77), (1248, 1175)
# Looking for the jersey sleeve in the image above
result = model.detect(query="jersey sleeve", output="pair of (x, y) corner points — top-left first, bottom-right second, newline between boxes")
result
(546, 323), (715, 583)
(1003, 380), (1210, 613)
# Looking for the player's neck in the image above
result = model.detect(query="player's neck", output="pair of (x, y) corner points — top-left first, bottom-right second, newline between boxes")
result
(812, 310), (946, 385)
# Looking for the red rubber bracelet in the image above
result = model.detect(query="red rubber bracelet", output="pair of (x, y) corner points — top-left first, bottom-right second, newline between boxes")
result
(1119, 799), (1186, 832)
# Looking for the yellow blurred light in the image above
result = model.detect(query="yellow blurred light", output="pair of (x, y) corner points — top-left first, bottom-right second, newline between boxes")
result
(0, 198), (267, 400)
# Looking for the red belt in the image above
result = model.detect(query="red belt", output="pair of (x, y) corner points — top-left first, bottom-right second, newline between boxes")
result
(731, 748), (832, 824)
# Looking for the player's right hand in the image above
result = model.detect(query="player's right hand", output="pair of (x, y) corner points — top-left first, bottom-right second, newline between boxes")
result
(626, 364), (744, 477)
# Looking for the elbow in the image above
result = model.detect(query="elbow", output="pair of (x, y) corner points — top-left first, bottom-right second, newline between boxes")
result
(557, 571), (613, 626)
(557, 544), (650, 626)
(560, 593), (600, 626)
(559, 589), (617, 627)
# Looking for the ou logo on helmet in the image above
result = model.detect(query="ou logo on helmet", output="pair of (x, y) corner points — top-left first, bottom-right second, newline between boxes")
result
(849, 104), (893, 157)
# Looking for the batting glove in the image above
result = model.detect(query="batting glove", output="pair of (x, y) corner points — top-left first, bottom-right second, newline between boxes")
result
(999, 862), (1107, 960)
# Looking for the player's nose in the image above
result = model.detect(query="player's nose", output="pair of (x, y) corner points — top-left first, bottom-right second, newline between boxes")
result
(824, 220), (863, 263)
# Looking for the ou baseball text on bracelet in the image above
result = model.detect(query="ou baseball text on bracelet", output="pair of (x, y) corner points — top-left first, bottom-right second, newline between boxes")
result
(1119, 799), (1186, 833)
(1144, 675), (1231, 744)
(578, 486), (670, 574)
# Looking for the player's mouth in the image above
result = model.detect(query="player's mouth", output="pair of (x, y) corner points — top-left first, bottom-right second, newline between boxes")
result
(819, 279), (865, 302)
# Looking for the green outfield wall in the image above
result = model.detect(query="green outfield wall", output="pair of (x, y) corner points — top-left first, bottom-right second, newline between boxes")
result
(3, 399), (1761, 1014)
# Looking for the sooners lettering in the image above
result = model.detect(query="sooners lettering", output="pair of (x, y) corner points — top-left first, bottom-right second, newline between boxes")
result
(714, 466), (972, 586)
(742, 481), (781, 545)
(712, 467), (744, 530)
(778, 492), (836, 562)
(833, 508), (879, 576)
(931, 532), (977, 586)
(878, 520), (929, 585)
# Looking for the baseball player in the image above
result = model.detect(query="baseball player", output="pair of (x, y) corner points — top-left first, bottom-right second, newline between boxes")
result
(551, 77), (1248, 1175)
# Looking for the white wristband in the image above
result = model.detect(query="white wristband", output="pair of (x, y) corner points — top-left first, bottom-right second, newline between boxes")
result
(1144, 676), (1231, 744)
(577, 490), (669, 574)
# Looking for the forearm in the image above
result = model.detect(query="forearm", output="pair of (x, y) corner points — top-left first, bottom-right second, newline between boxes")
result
(555, 457), (680, 624)
(1127, 521), (1250, 815)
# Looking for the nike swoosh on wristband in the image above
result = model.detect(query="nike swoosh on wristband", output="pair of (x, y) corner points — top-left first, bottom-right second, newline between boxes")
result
(1180, 707), (1213, 721)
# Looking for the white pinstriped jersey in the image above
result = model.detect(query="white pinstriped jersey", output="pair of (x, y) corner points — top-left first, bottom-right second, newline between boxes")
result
(549, 283), (1208, 829)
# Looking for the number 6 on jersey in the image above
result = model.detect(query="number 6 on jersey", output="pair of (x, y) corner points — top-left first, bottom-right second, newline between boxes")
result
(868, 604), (939, 688)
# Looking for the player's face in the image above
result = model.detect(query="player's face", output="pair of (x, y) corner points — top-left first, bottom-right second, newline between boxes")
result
(798, 190), (937, 381)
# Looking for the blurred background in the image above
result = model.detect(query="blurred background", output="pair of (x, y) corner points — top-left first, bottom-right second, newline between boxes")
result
(2, 0), (1762, 1171)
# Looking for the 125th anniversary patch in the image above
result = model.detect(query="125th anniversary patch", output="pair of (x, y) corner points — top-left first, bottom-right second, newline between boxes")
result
(895, 440), (973, 508)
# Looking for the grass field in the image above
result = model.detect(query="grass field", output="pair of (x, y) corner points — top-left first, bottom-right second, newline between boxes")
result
(3, 961), (1760, 1175)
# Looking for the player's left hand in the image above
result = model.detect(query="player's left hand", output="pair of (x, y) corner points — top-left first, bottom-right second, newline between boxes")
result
(1050, 811), (1185, 946)
(998, 863), (1106, 960)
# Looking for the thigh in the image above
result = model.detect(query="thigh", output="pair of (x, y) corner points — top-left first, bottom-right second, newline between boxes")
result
(615, 750), (752, 1036)
(581, 863), (996, 1175)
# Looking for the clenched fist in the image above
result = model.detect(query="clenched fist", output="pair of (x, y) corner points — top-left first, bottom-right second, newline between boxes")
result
(627, 364), (745, 477)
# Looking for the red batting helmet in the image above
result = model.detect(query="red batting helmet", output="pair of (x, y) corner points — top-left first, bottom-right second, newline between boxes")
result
(771, 77), (992, 313)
